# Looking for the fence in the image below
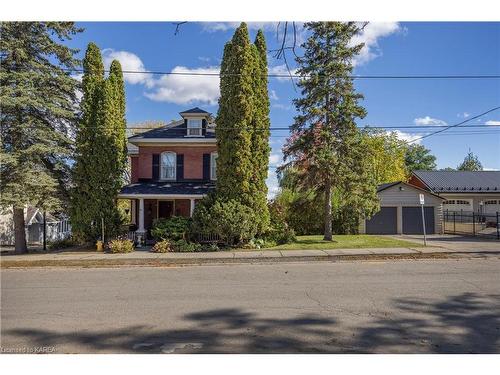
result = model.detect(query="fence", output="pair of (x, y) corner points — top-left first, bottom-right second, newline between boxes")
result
(443, 210), (500, 239)
(27, 219), (72, 245)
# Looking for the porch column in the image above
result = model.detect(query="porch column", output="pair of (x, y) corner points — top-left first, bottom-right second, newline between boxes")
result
(190, 198), (195, 217)
(131, 199), (136, 224)
(137, 198), (145, 232)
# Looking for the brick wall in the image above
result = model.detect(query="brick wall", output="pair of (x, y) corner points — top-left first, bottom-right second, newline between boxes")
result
(135, 145), (217, 180)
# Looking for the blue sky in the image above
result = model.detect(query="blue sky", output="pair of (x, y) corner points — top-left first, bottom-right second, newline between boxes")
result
(69, 22), (500, 195)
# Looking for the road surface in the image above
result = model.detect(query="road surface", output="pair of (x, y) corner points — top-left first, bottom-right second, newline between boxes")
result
(1, 259), (499, 353)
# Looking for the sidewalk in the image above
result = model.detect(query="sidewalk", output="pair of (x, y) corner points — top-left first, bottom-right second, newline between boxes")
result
(2, 244), (495, 268)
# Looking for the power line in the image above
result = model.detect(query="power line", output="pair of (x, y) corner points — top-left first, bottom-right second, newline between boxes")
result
(406, 106), (500, 144)
(64, 68), (500, 80)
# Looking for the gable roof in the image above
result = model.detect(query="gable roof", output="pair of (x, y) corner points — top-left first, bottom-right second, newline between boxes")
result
(377, 181), (445, 199)
(180, 107), (210, 115)
(412, 170), (500, 193)
(128, 121), (215, 140)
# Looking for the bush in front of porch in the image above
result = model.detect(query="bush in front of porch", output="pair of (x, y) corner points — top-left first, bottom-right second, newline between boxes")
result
(151, 216), (191, 241)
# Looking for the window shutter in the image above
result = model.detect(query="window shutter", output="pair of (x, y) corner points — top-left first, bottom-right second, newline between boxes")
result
(152, 154), (160, 181)
(176, 154), (184, 181)
(202, 153), (210, 180)
(202, 119), (207, 136)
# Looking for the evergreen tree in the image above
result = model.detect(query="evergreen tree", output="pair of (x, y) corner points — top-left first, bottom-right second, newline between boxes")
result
(250, 30), (271, 232)
(457, 150), (483, 171)
(282, 22), (379, 241)
(71, 43), (127, 242)
(404, 143), (437, 171)
(0, 22), (82, 253)
(216, 23), (255, 206)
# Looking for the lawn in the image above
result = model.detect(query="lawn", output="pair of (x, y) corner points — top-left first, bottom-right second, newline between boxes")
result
(266, 235), (423, 250)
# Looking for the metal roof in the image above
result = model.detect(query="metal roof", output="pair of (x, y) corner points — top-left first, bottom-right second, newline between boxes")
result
(412, 170), (500, 193)
(119, 181), (215, 196)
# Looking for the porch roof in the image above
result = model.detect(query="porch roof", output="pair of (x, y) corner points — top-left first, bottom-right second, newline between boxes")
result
(119, 181), (215, 197)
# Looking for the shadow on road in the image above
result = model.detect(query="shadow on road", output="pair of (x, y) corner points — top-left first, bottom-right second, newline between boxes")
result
(4, 293), (500, 353)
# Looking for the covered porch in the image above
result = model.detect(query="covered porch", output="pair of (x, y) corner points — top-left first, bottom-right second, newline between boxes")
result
(120, 195), (203, 239)
(119, 181), (215, 242)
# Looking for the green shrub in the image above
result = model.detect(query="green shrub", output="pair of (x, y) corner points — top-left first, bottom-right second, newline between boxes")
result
(190, 197), (258, 246)
(151, 239), (172, 253)
(108, 237), (134, 253)
(200, 243), (219, 252)
(171, 239), (201, 253)
(151, 216), (191, 241)
(48, 237), (78, 250)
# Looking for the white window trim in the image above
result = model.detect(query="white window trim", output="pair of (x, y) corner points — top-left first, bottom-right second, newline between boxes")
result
(160, 151), (176, 181)
(210, 151), (218, 181)
(186, 119), (203, 137)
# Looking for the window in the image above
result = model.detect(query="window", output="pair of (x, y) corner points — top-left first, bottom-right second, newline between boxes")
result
(444, 200), (470, 206)
(484, 200), (498, 205)
(187, 119), (202, 136)
(210, 152), (218, 180)
(160, 152), (176, 180)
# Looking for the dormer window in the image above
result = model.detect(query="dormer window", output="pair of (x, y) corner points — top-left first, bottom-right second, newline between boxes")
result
(187, 119), (202, 136)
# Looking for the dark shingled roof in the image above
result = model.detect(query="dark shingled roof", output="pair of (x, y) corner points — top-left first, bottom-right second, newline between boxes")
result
(180, 107), (210, 114)
(128, 122), (215, 140)
(413, 170), (500, 193)
(119, 181), (215, 196)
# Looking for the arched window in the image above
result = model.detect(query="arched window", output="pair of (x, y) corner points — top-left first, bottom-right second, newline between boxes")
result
(210, 151), (218, 180)
(161, 152), (176, 180)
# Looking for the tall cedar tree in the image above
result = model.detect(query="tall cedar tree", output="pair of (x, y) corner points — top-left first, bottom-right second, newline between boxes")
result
(251, 30), (271, 232)
(216, 23), (270, 230)
(282, 22), (378, 241)
(0, 22), (82, 253)
(71, 43), (126, 241)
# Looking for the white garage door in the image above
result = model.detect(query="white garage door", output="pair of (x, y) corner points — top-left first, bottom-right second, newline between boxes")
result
(483, 200), (500, 214)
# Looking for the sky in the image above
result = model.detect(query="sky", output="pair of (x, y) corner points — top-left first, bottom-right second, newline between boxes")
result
(68, 22), (500, 197)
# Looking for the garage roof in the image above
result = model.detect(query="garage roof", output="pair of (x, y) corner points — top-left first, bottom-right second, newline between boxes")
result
(412, 171), (500, 193)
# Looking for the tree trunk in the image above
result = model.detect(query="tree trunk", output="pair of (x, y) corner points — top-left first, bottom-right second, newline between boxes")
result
(323, 180), (333, 241)
(13, 207), (27, 254)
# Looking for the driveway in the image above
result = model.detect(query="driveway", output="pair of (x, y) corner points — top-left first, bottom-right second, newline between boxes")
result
(390, 234), (500, 253)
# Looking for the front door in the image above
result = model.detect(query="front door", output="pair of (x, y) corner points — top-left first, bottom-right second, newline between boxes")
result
(158, 200), (174, 219)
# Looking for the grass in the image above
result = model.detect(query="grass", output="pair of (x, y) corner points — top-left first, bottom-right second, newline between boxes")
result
(266, 235), (424, 250)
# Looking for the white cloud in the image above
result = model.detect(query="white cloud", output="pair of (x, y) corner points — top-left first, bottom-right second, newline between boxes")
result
(102, 49), (154, 88)
(269, 64), (298, 82)
(270, 89), (279, 100)
(390, 130), (423, 144)
(266, 173), (280, 199)
(457, 112), (470, 118)
(201, 22), (278, 33)
(269, 153), (281, 165)
(414, 116), (447, 126)
(272, 103), (292, 111)
(484, 167), (500, 171)
(145, 66), (220, 105)
(350, 22), (403, 66)
(485, 120), (500, 126)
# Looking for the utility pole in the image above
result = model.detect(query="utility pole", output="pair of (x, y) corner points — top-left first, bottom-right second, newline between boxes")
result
(43, 211), (47, 251)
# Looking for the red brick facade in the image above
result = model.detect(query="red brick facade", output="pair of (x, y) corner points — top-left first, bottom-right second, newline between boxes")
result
(132, 145), (217, 182)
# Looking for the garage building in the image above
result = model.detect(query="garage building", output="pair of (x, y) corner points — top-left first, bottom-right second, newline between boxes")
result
(359, 182), (445, 235)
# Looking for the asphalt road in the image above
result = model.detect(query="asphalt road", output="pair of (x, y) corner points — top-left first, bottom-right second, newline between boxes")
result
(1, 259), (499, 353)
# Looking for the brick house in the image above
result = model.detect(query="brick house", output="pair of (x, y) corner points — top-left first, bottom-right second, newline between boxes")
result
(118, 107), (217, 238)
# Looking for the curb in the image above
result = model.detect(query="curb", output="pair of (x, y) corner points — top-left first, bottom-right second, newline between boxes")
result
(0, 251), (463, 269)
